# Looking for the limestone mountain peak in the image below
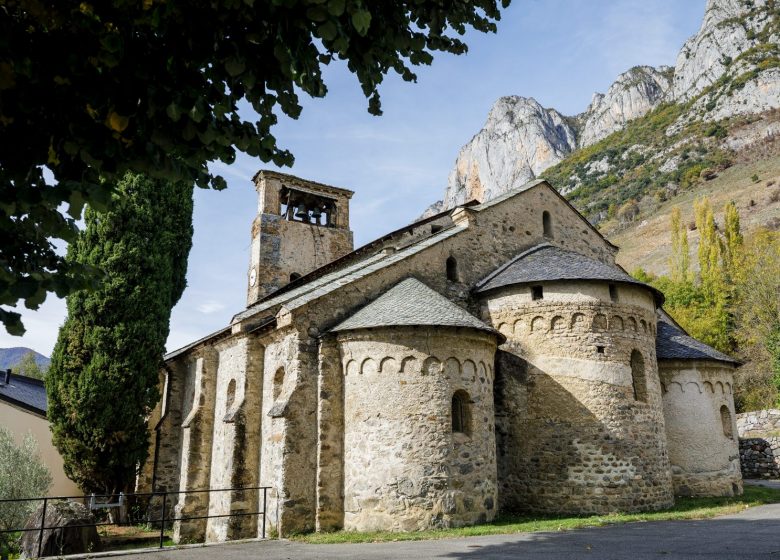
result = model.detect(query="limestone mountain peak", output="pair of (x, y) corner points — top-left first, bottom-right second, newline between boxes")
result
(426, 0), (780, 217)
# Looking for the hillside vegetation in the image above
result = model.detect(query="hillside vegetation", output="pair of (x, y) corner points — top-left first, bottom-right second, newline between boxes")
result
(541, 1), (780, 225)
(610, 152), (780, 275)
(542, 105), (780, 230)
(533, 5), (780, 411)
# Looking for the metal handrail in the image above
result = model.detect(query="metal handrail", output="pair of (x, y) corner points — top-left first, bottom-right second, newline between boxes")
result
(0, 485), (272, 558)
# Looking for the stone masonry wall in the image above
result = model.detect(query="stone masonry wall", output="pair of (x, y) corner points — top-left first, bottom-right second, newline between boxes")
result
(315, 337), (344, 531)
(205, 335), (264, 543)
(136, 365), (186, 523)
(737, 409), (780, 437)
(739, 437), (780, 478)
(264, 184), (623, 530)
(483, 282), (674, 514)
(737, 409), (780, 479)
(247, 172), (354, 304)
(658, 360), (741, 497)
(154, 181), (647, 535)
(173, 349), (218, 543)
(149, 181), (645, 539)
(338, 327), (498, 531)
(286, 183), (621, 338)
(258, 328), (316, 537)
(137, 367), (181, 493)
(248, 215), (354, 302)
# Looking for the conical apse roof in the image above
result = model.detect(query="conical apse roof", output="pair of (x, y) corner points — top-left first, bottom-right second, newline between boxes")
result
(331, 278), (500, 338)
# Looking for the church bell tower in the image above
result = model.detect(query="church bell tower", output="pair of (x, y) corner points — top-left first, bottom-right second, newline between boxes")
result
(247, 171), (354, 305)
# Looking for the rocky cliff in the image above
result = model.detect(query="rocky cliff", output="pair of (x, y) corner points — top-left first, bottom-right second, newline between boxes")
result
(579, 66), (673, 146)
(670, 0), (774, 101)
(441, 96), (576, 209)
(426, 0), (780, 215)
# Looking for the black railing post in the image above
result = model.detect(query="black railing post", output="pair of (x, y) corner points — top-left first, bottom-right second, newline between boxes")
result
(159, 492), (167, 549)
(262, 487), (267, 539)
(37, 497), (48, 558)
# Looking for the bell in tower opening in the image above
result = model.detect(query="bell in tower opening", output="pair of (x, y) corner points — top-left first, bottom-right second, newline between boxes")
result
(281, 186), (338, 227)
(246, 171), (354, 305)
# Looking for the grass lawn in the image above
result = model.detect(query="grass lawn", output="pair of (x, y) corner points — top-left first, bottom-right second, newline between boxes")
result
(292, 485), (780, 544)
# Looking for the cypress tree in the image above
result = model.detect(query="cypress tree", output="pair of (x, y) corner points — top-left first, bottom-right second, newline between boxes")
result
(47, 172), (193, 494)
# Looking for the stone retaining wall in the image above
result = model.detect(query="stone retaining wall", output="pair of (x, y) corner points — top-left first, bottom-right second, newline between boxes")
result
(738, 437), (780, 478)
(736, 409), (780, 437)
(736, 409), (780, 479)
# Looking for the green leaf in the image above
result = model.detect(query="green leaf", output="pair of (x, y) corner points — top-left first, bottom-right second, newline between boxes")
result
(318, 20), (338, 41)
(351, 9), (371, 35)
(0, 309), (25, 336)
(306, 5), (329, 22)
(327, 0), (345, 16)
(224, 57), (246, 77)
(166, 103), (183, 122)
(24, 286), (47, 310)
(67, 190), (87, 219)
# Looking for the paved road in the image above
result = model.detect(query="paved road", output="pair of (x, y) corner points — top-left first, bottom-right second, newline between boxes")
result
(86, 501), (780, 560)
(746, 478), (780, 490)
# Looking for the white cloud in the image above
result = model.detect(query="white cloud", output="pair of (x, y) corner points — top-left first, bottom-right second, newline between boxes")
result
(196, 300), (227, 315)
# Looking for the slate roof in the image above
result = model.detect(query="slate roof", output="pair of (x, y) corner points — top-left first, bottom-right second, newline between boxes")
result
(474, 244), (664, 303)
(171, 179), (615, 356)
(0, 372), (47, 416)
(331, 278), (502, 339)
(234, 179), (584, 326)
(656, 311), (740, 365)
(232, 225), (467, 324)
(164, 326), (232, 361)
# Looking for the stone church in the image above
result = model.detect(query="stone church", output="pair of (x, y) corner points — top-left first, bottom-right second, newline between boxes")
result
(137, 171), (742, 542)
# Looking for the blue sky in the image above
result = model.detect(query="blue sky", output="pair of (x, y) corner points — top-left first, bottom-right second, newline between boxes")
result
(1, 0), (706, 356)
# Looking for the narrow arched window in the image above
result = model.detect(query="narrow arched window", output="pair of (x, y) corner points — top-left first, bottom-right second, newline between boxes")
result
(630, 350), (647, 402)
(446, 256), (458, 282)
(451, 390), (471, 435)
(720, 405), (733, 438)
(542, 211), (553, 239)
(273, 367), (285, 401)
(290, 272), (301, 282)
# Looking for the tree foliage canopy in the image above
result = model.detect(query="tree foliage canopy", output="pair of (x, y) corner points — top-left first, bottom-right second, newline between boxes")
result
(0, 428), (51, 554)
(47, 172), (193, 494)
(15, 351), (46, 380)
(634, 198), (780, 411)
(0, 0), (510, 334)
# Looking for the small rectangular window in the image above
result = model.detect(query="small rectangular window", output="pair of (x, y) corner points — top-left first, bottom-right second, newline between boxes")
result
(596, 345), (605, 354)
(609, 284), (619, 302)
(532, 286), (543, 301)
